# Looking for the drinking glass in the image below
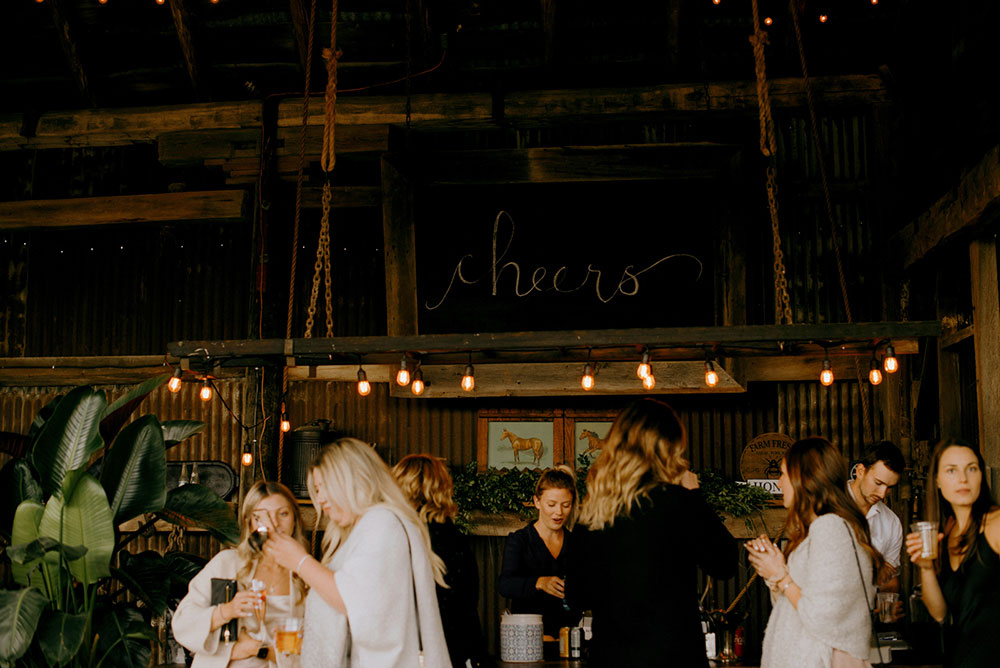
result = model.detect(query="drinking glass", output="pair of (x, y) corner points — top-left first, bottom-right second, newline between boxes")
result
(877, 592), (899, 623)
(250, 579), (267, 629)
(911, 521), (939, 560)
(275, 617), (303, 656)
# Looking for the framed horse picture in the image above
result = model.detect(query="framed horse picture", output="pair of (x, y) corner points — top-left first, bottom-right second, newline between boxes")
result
(564, 409), (618, 465)
(477, 409), (566, 471)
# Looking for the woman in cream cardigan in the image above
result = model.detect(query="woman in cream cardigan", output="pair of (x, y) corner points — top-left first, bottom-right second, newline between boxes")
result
(746, 438), (882, 668)
(173, 480), (309, 667)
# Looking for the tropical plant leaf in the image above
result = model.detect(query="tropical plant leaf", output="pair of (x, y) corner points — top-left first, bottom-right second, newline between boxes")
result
(0, 587), (48, 664)
(0, 458), (43, 540)
(101, 415), (167, 524)
(163, 551), (207, 604)
(99, 374), (168, 446)
(161, 420), (206, 449)
(7, 536), (87, 565)
(28, 394), (63, 441)
(11, 500), (55, 591)
(93, 606), (152, 668)
(0, 430), (31, 458)
(157, 483), (240, 545)
(30, 386), (107, 498)
(60, 468), (90, 504)
(112, 551), (170, 616)
(36, 609), (88, 666)
(39, 474), (114, 585)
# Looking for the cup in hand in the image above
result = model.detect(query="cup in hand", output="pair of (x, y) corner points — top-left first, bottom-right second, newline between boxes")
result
(275, 617), (303, 656)
(877, 592), (899, 623)
(911, 521), (939, 560)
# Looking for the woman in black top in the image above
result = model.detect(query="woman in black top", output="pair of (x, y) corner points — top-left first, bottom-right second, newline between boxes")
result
(393, 454), (491, 668)
(906, 439), (1000, 668)
(499, 466), (582, 637)
(570, 398), (737, 668)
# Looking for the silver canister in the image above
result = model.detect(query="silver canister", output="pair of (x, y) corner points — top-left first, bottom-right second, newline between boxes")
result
(569, 627), (582, 659)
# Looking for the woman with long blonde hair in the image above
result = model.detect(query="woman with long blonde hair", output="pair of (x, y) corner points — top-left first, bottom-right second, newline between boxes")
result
(570, 398), (736, 667)
(747, 437), (882, 668)
(262, 438), (449, 668)
(173, 480), (309, 667)
(393, 454), (490, 668)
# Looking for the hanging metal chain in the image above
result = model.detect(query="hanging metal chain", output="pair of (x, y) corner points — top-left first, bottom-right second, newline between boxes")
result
(750, 0), (794, 326)
(166, 524), (185, 552)
(900, 280), (910, 322)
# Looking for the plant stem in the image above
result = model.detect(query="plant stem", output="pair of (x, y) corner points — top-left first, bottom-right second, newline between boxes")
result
(115, 518), (158, 553)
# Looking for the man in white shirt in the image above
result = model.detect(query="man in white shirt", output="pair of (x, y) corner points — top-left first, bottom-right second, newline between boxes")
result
(848, 441), (905, 592)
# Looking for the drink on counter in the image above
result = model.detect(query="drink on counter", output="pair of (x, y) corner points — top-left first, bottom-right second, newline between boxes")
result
(275, 618), (303, 655)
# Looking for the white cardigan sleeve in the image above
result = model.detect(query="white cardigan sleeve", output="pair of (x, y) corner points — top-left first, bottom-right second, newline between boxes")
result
(172, 550), (240, 668)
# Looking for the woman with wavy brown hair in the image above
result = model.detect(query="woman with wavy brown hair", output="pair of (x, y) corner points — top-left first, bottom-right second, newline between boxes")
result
(570, 398), (737, 667)
(747, 437), (882, 668)
(393, 454), (491, 668)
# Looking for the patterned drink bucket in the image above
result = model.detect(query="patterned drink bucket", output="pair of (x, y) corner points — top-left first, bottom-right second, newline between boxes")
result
(500, 614), (544, 662)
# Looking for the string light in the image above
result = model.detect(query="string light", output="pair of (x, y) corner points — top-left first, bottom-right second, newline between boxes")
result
(156, 0), (165, 5)
(581, 362), (595, 391)
(712, 0), (721, 4)
(642, 373), (656, 390)
(241, 443), (253, 467)
(883, 342), (898, 373)
(819, 14), (828, 23)
(99, 0), (108, 4)
(764, 16), (773, 26)
(871, 0), (878, 4)
(461, 363), (475, 392)
(705, 360), (719, 388)
(869, 358), (883, 386)
(411, 368), (425, 395)
(396, 357), (410, 386)
(167, 367), (183, 393)
(199, 378), (213, 401)
(636, 349), (651, 379)
(280, 403), (291, 433)
(357, 368), (371, 396)
(820, 354), (835, 386)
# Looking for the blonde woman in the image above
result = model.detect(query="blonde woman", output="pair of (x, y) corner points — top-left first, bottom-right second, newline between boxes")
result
(262, 438), (450, 668)
(499, 465), (581, 637)
(173, 480), (308, 668)
(393, 454), (490, 668)
(570, 398), (737, 667)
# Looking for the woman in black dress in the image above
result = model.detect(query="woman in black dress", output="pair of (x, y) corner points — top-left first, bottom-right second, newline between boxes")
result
(570, 398), (737, 668)
(393, 454), (491, 668)
(906, 439), (1000, 668)
(499, 466), (582, 637)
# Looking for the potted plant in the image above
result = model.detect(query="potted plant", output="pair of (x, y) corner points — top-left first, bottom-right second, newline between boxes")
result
(0, 377), (240, 668)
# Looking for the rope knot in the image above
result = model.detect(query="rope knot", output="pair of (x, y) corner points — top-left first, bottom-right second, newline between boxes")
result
(748, 31), (770, 48)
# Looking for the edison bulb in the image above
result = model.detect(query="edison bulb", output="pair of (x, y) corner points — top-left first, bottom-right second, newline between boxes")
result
(461, 365), (475, 392)
(884, 355), (898, 374)
(582, 364), (595, 391)
(642, 373), (656, 390)
(241, 450), (253, 466)
(168, 371), (183, 393)
(411, 373), (425, 395)
(199, 381), (213, 401)
(869, 367), (883, 385)
(396, 367), (410, 386)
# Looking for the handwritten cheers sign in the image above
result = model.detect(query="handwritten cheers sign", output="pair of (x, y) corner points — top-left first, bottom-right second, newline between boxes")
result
(413, 180), (718, 333)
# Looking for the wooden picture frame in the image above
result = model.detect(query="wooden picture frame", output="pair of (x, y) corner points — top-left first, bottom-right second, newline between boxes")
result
(564, 409), (618, 465)
(477, 409), (566, 471)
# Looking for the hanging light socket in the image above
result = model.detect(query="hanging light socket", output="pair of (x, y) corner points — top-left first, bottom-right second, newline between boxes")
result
(199, 378), (213, 401)
(636, 350), (651, 379)
(704, 360), (719, 388)
(461, 364), (475, 392)
(869, 358), (883, 385)
(411, 368), (425, 395)
(357, 368), (371, 396)
(883, 343), (898, 374)
(820, 355), (835, 386)
(396, 357), (411, 386)
(167, 367), (183, 393)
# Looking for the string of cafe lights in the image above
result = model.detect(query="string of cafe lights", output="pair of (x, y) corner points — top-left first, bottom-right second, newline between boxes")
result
(710, 0), (883, 23)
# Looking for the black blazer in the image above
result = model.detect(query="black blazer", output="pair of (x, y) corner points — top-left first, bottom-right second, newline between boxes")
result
(429, 520), (490, 668)
(568, 484), (738, 668)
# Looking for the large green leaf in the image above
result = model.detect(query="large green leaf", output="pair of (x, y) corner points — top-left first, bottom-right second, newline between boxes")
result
(163, 551), (207, 604)
(101, 415), (167, 524)
(39, 474), (114, 585)
(0, 458), (43, 540)
(0, 430), (31, 458)
(36, 609), (88, 667)
(0, 587), (48, 664)
(28, 394), (63, 441)
(94, 606), (152, 668)
(161, 420), (206, 449)
(112, 551), (170, 616)
(7, 536), (87, 565)
(11, 500), (55, 590)
(99, 374), (168, 446)
(157, 484), (240, 545)
(30, 386), (107, 498)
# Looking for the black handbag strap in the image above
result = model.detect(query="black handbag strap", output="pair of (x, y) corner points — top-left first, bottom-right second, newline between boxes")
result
(843, 519), (887, 667)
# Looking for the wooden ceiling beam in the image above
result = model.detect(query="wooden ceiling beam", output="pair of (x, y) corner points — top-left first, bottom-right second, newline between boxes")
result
(891, 144), (1000, 270)
(45, 0), (95, 107)
(168, 0), (209, 99)
(0, 190), (248, 230)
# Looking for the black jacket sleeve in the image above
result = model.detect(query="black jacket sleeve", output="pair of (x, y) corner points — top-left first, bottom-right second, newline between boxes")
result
(685, 488), (739, 579)
(498, 528), (538, 599)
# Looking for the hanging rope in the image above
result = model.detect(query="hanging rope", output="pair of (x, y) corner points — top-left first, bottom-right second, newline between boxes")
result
(749, 0), (794, 326)
(281, 0), (320, 474)
(788, 0), (873, 443)
(305, 0), (338, 339)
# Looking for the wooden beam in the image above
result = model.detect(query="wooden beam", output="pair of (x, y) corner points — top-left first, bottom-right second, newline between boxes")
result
(382, 155), (419, 336)
(46, 0), (95, 107)
(892, 145), (1000, 269)
(0, 190), (248, 229)
(0, 74), (885, 152)
(168, 0), (208, 99)
(741, 344), (917, 382)
(971, 237), (1000, 467)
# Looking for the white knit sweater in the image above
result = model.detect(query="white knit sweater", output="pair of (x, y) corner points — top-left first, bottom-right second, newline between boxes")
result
(761, 513), (875, 668)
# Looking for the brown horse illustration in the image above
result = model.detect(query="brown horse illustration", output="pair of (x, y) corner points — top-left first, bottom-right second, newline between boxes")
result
(579, 429), (608, 456)
(500, 429), (544, 465)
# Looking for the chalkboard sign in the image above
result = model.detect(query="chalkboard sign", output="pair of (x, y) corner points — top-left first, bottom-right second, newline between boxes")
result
(414, 180), (718, 333)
